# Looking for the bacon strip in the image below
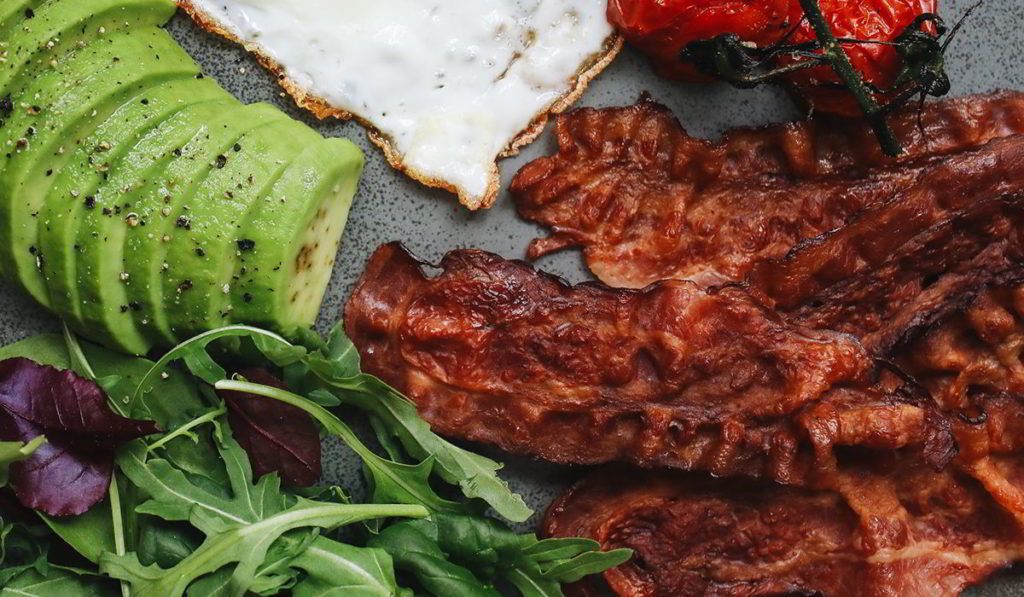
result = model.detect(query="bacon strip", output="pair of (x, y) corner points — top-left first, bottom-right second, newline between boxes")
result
(543, 460), (1024, 597)
(510, 92), (1024, 289)
(543, 288), (1024, 597)
(345, 243), (973, 484)
(757, 193), (1024, 354)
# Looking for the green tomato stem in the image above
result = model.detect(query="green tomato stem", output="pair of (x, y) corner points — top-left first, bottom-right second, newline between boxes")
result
(797, 0), (904, 155)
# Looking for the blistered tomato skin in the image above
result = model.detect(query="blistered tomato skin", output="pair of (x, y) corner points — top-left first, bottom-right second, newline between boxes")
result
(784, 0), (940, 116)
(607, 0), (800, 81)
(608, 0), (939, 115)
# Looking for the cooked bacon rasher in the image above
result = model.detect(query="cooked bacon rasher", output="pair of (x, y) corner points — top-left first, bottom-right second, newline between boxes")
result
(509, 91), (1024, 289)
(756, 192), (1024, 355)
(345, 243), (969, 485)
(542, 287), (1024, 597)
(543, 459), (1024, 597)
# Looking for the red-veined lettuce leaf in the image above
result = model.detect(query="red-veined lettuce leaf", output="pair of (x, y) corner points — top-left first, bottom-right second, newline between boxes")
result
(218, 369), (321, 487)
(0, 357), (159, 516)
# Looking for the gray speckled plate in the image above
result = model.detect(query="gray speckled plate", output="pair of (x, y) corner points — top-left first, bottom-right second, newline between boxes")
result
(2, 1), (1023, 593)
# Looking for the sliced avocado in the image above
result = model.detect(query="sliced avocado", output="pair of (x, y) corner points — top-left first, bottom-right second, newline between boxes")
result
(38, 79), (232, 354)
(162, 116), (318, 340)
(0, 28), (196, 306)
(230, 137), (363, 336)
(0, 1), (46, 40)
(122, 102), (287, 346)
(0, 0), (49, 39)
(73, 97), (242, 355)
(0, 0), (176, 97)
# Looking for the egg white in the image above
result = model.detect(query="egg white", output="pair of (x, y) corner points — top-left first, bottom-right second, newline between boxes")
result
(184, 0), (618, 208)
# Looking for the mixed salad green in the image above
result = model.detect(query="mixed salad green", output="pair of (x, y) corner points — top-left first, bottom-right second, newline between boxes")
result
(0, 324), (630, 596)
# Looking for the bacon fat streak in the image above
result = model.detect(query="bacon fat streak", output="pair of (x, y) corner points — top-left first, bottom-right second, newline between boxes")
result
(345, 243), (972, 485)
(510, 92), (1024, 290)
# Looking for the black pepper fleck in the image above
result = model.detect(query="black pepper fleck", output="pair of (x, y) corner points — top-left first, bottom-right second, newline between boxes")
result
(84, 195), (95, 209)
(233, 143), (242, 152)
(242, 293), (253, 303)
(236, 239), (255, 251)
(194, 247), (205, 257)
(178, 280), (193, 292)
(215, 154), (227, 169)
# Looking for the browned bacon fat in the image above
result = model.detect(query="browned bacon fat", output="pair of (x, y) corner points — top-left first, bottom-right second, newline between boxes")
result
(754, 193), (1024, 355)
(543, 461), (1024, 597)
(510, 91), (1024, 289)
(541, 289), (1024, 597)
(344, 243), (964, 483)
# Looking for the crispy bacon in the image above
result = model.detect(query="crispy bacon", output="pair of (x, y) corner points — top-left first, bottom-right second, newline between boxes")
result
(344, 243), (971, 484)
(542, 461), (1024, 597)
(755, 193), (1024, 355)
(541, 288), (1024, 597)
(509, 92), (1024, 289)
(901, 285), (1024, 417)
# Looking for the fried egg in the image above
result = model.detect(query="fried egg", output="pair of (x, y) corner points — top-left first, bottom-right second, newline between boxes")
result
(180, 0), (620, 209)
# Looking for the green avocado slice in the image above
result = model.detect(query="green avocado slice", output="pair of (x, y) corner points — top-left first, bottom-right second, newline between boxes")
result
(39, 78), (232, 353)
(161, 116), (318, 340)
(0, 1), (47, 40)
(230, 137), (363, 336)
(0, 0), (176, 97)
(0, 28), (196, 306)
(72, 96), (242, 355)
(122, 102), (288, 346)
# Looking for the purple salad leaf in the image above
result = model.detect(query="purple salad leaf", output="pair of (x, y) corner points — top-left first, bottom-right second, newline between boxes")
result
(0, 357), (159, 516)
(219, 369), (321, 487)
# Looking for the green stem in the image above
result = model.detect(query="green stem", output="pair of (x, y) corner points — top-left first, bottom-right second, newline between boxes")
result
(797, 0), (903, 155)
(146, 404), (227, 453)
(214, 380), (368, 456)
(108, 474), (131, 597)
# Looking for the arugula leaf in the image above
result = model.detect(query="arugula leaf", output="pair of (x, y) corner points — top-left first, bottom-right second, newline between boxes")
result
(0, 516), (49, 586)
(104, 427), (426, 595)
(36, 500), (117, 565)
(303, 327), (531, 522)
(370, 514), (632, 597)
(0, 517), (117, 596)
(135, 518), (203, 569)
(102, 499), (419, 597)
(289, 538), (408, 597)
(367, 522), (502, 597)
(537, 549), (634, 584)
(327, 379), (532, 522)
(0, 336), (74, 371)
(131, 326), (295, 396)
(215, 380), (471, 515)
(504, 569), (565, 597)
(8, 334), (220, 565)
(0, 566), (115, 597)
(143, 324), (531, 522)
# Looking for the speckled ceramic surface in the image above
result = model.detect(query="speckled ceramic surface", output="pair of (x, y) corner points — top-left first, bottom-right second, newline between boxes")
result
(1, 1), (1023, 593)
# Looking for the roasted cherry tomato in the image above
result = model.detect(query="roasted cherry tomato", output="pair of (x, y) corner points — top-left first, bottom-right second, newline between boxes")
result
(783, 0), (939, 116)
(608, 0), (939, 116)
(608, 0), (799, 81)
